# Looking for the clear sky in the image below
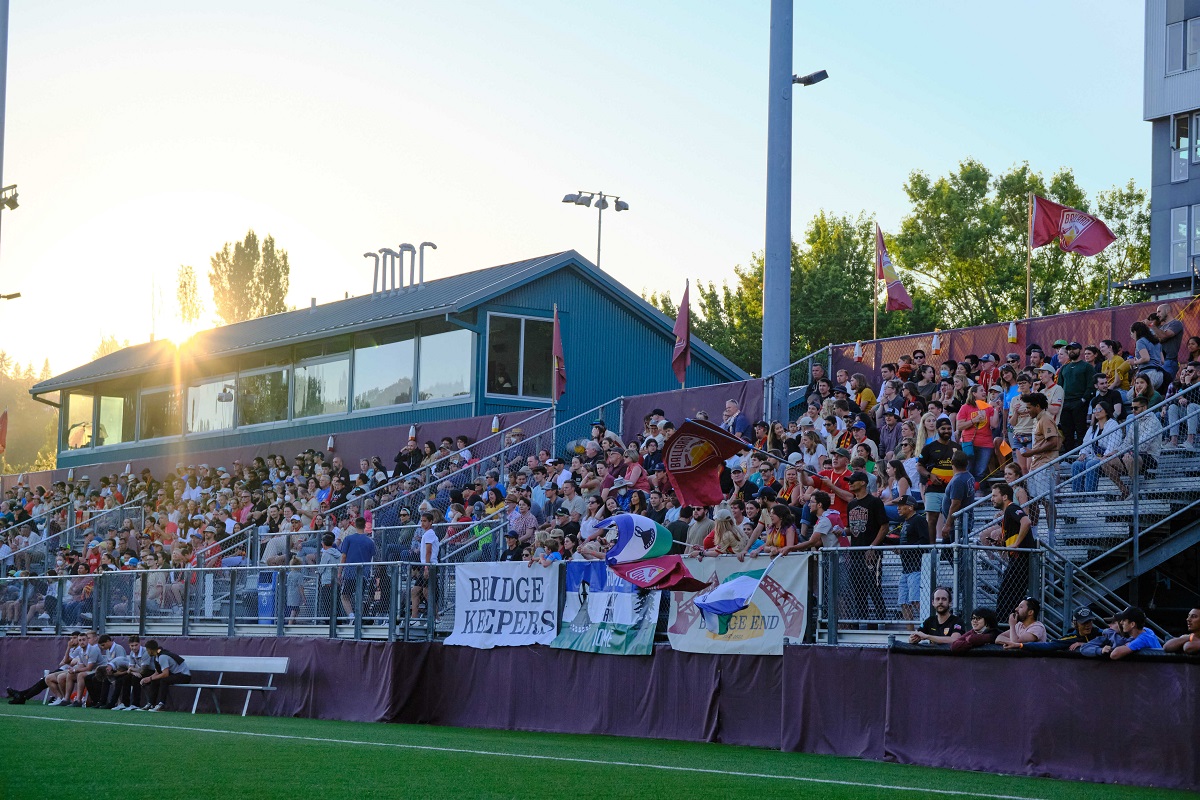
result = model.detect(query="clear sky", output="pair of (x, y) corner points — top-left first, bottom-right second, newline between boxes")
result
(0, 1), (1147, 376)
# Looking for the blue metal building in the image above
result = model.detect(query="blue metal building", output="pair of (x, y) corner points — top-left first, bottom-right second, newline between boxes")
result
(32, 250), (746, 469)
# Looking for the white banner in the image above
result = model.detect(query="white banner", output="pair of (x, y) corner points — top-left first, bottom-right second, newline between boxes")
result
(666, 555), (810, 655)
(445, 562), (561, 649)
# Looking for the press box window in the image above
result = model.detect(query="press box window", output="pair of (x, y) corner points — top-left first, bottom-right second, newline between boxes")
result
(486, 314), (553, 399)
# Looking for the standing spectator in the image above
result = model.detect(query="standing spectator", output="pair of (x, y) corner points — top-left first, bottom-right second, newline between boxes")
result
(339, 517), (377, 621)
(994, 596), (1047, 646)
(1126, 321), (1166, 389)
(1018, 393), (1060, 539)
(955, 383), (995, 485)
(917, 418), (960, 542)
(844, 471), (888, 622)
(1148, 304), (1185, 382)
(907, 586), (963, 645)
(723, 399), (752, 440)
(409, 512), (441, 623)
(138, 640), (191, 711)
(1058, 342), (1093, 452)
(1034, 365), (1064, 426)
(894, 495), (927, 622)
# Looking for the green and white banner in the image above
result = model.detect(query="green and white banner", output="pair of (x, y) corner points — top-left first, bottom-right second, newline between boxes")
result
(551, 561), (661, 656)
(666, 555), (810, 655)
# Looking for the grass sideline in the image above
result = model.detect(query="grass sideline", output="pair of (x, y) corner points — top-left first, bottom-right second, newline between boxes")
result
(0, 705), (1188, 799)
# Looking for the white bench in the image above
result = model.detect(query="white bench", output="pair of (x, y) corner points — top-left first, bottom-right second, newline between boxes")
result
(180, 655), (289, 716)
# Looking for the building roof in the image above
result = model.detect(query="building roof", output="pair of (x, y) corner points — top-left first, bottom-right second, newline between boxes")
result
(33, 250), (746, 395)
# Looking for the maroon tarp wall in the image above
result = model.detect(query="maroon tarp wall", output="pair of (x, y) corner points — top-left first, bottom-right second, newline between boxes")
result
(620, 379), (763, 444)
(829, 297), (1199, 385)
(1, 637), (1195, 791)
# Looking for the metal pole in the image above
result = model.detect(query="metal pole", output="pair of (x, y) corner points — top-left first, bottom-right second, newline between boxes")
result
(1025, 192), (1034, 320)
(762, 0), (793, 425)
(825, 552), (839, 645)
(1130, 415), (1141, 606)
(0, 0), (8, 266)
(596, 195), (603, 268)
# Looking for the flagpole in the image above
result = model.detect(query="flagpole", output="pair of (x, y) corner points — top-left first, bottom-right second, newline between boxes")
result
(1025, 191), (1033, 320)
(552, 303), (558, 412)
(872, 267), (878, 341)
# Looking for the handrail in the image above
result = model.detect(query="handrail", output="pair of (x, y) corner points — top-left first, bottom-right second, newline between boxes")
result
(762, 344), (832, 384)
(6, 496), (145, 560)
(0, 499), (72, 540)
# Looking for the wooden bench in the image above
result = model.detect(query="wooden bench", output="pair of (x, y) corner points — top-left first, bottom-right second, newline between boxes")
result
(180, 655), (289, 716)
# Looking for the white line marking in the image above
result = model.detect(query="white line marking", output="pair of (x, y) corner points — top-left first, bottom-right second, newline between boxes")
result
(0, 711), (1046, 800)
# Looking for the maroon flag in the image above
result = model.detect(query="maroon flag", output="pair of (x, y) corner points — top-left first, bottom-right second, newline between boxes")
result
(662, 418), (746, 507)
(610, 555), (709, 592)
(875, 223), (913, 312)
(671, 280), (691, 385)
(1030, 195), (1116, 256)
(0, 409), (6, 456)
(552, 306), (566, 403)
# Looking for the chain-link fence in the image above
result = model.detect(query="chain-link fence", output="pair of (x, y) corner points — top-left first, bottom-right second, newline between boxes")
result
(762, 346), (834, 422)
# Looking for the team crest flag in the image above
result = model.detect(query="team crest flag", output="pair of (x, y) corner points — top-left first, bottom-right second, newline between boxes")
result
(671, 280), (692, 384)
(874, 223), (913, 312)
(1030, 195), (1116, 257)
(662, 418), (746, 507)
(599, 513), (673, 565)
(609, 555), (709, 592)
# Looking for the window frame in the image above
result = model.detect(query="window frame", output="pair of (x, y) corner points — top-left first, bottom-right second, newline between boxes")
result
(183, 372), (237, 436)
(483, 312), (554, 401)
(292, 354), (351, 420)
(1171, 206), (1189, 274)
(350, 325), (417, 413)
(235, 364), (293, 429)
(1169, 21), (1185, 75)
(60, 389), (96, 452)
(1172, 113), (1191, 183)
(136, 384), (183, 442)
(413, 320), (475, 406)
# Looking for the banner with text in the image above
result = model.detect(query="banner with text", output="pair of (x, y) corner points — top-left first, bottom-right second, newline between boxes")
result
(551, 561), (661, 656)
(666, 555), (809, 655)
(445, 562), (561, 649)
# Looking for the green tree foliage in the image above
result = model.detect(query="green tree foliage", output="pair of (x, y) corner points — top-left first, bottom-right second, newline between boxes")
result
(208, 229), (291, 324)
(894, 160), (1149, 327)
(176, 263), (202, 325)
(93, 335), (129, 360)
(0, 360), (57, 474)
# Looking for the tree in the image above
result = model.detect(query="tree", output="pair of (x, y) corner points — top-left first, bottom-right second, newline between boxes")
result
(93, 335), (129, 360)
(209, 229), (291, 324)
(893, 160), (1149, 327)
(176, 263), (202, 325)
(0, 350), (9, 377)
(39, 359), (52, 382)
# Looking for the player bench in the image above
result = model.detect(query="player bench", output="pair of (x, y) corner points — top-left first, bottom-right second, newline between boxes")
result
(180, 655), (289, 716)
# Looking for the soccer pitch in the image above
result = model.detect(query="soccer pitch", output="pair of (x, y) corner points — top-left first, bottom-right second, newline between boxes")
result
(0, 705), (1186, 799)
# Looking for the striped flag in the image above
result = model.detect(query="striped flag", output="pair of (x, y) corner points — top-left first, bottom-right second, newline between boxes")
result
(693, 559), (777, 634)
(600, 513), (673, 565)
(875, 223), (913, 312)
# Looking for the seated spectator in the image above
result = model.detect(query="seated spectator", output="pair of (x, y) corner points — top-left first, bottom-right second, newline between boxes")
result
(1004, 606), (1102, 653)
(1164, 364), (1198, 449)
(950, 607), (1000, 653)
(1101, 396), (1162, 500)
(994, 596), (1047, 646)
(1105, 606), (1161, 660)
(1069, 401), (1122, 494)
(138, 639), (191, 711)
(7, 630), (82, 705)
(1163, 607), (1200, 655)
(908, 586), (963, 646)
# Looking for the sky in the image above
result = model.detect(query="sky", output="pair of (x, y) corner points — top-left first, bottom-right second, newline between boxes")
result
(0, 1), (1148, 377)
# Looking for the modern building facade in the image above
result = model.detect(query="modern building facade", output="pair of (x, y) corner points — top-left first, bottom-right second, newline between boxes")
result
(31, 250), (745, 470)
(1144, 0), (1200, 296)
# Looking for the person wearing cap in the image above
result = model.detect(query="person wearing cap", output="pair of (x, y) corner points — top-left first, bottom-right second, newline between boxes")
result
(993, 596), (1047, 646)
(1163, 607), (1200, 655)
(1102, 607), (1161, 660)
(1057, 341), (1093, 452)
(844, 469), (889, 622)
(1047, 338), (1070, 370)
(498, 530), (523, 562)
(1005, 606), (1103, 652)
(917, 417), (961, 542)
(893, 494), (928, 621)
(1033, 363), (1065, 426)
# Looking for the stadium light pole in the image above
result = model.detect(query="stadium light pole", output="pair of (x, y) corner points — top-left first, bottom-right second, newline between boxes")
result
(762, 0), (826, 424)
(561, 190), (630, 268)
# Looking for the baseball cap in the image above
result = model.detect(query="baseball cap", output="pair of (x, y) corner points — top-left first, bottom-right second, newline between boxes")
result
(1114, 606), (1146, 627)
(1067, 341), (1082, 349)
(289, 514), (302, 522)
(555, 507), (570, 517)
(1053, 339), (1069, 347)
(979, 354), (995, 362)
(896, 494), (915, 507)
(847, 471), (870, 484)
(833, 386), (849, 395)
(1072, 606), (1099, 624)
(883, 407), (899, 417)
(731, 466), (744, 473)
(504, 531), (518, 539)
(851, 421), (867, 430)
(787, 452), (803, 466)
(1037, 364), (1056, 374)
(832, 447), (851, 459)
(797, 416), (813, 427)
(1006, 353), (1021, 362)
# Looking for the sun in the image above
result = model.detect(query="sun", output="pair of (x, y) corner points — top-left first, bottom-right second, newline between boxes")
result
(160, 316), (205, 349)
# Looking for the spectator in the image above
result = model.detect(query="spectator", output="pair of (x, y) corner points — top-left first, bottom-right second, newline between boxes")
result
(1099, 339), (1133, 397)
(894, 495), (927, 622)
(908, 586), (963, 645)
(990, 482), (1034, 617)
(844, 470), (888, 622)
(1070, 401), (1121, 494)
(1102, 396), (1162, 500)
(1018, 392), (1059, 538)
(1105, 607), (1161, 660)
(994, 596), (1047, 646)
(1005, 605), (1102, 653)
(339, 517), (377, 621)
(1058, 341), (1093, 452)
(1163, 607), (1200, 655)
(1148, 304), (1185, 382)
(1127, 321), (1166, 389)
(723, 399), (752, 440)
(1164, 363), (1198, 449)
(938, 451), (975, 545)
(138, 639), (191, 711)
(950, 607), (1000, 653)
(917, 417), (959, 541)
(498, 531), (522, 562)
(1089, 372), (1124, 422)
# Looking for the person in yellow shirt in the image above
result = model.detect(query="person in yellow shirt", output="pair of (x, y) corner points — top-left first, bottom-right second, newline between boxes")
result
(1099, 339), (1132, 395)
(851, 373), (877, 413)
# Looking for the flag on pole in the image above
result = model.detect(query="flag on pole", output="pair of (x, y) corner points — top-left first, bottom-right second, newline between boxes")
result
(1030, 195), (1116, 256)
(552, 305), (566, 403)
(875, 223), (913, 312)
(693, 559), (777, 634)
(609, 555), (709, 592)
(599, 513), (674, 565)
(671, 280), (691, 385)
(662, 418), (748, 507)
(0, 409), (7, 456)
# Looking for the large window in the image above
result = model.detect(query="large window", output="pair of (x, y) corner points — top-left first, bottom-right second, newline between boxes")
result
(186, 376), (235, 434)
(1172, 206), (1189, 274)
(1169, 21), (1184, 74)
(353, 327), (414, 410)
(238, 369), (290, 426)
(485, 314), (553, 398)
(96, 390), (135, 446)
(417, 321), (471, 402)
(1173, 114), (1190, 183)
(62, 391), (94, 450)
(1189, 19), (1200, 70)
(294, 358), (349, 418)
(139, 388), (181, 440)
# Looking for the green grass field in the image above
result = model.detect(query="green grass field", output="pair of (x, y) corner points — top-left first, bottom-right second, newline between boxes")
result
(0, 704), (1187, 799)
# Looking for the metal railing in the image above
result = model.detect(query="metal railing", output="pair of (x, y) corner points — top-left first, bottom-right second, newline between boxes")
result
(762, 345), (833, 421)
(953, 381), (1200, 627)
(6, 497), (145, 566)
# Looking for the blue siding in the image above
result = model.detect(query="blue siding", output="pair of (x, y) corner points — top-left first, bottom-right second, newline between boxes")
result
(1150, 116), (1200, 277)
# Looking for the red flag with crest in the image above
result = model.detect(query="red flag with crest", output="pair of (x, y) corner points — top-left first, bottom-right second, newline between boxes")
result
(875, 223), (913, 312)
(662, 418), (747, 507)
(1030, 195), (1116, 256)
(671, 280), (691, 385)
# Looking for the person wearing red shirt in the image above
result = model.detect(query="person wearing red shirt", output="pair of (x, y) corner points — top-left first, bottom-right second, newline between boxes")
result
(800, 447), (856, 523)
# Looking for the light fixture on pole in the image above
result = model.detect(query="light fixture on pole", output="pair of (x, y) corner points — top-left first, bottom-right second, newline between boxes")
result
(0, 291), (18, 300)
(561, 190), (629, 268)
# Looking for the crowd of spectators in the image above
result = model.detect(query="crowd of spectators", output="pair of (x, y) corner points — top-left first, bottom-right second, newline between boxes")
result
(1, 304), (1198, 645)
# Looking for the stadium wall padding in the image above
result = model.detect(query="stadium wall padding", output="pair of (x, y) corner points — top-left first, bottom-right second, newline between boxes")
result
(1, 637), (1195, 791)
